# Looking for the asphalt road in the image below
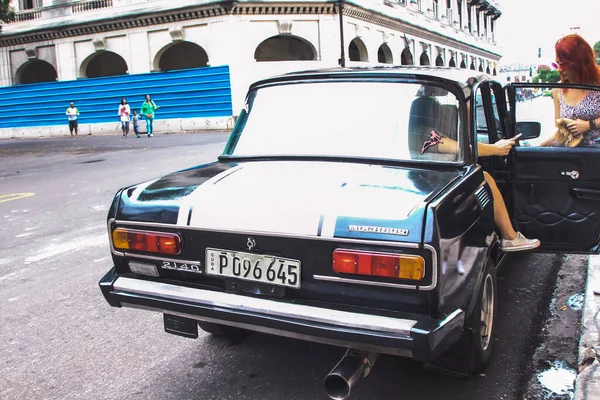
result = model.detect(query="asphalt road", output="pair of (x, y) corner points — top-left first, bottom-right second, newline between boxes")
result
(0, 133), (575, 400)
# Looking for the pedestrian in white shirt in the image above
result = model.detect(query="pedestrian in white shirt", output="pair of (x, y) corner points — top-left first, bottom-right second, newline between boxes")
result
(118, 98), (131, 138)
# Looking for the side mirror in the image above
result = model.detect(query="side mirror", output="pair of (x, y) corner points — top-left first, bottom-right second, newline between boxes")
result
(515, 121), (541, 140)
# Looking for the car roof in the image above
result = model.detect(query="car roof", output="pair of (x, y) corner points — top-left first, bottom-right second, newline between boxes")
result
(249, 66), (496, 93)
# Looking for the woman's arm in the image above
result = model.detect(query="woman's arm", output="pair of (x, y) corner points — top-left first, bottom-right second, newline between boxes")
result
(538, 89), (561, 147)
(435, 136), (516, 156)
(478, 139), (516, 156)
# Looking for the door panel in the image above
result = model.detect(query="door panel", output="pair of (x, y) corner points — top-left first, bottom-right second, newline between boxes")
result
(512, 147), (600, 252)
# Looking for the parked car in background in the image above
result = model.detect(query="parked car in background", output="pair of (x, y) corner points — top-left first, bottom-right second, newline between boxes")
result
(99, 67), (600, 400)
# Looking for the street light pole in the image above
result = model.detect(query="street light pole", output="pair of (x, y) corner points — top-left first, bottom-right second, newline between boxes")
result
(338, 0), (345, 67)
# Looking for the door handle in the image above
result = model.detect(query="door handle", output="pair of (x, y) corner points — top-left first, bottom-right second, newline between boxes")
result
(560, 170), (580, 180)
(572, 188), (600, 201)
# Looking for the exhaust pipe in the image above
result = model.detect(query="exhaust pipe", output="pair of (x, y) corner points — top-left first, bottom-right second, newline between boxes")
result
(323, 349), (379, 400)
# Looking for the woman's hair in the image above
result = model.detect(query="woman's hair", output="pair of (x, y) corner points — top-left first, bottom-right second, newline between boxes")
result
(121, 98), (127, 104)
(555, 34), (600, 84)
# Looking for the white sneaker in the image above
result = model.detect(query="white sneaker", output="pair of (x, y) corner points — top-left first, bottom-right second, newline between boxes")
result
(501, 232), (540, 252)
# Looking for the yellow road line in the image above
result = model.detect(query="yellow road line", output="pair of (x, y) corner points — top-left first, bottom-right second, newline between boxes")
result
(0, 193), (35, 203)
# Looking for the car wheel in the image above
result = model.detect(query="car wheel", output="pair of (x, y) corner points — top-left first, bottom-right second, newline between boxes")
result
(197, 321), (250, 339)
(466, 260), (497, 372)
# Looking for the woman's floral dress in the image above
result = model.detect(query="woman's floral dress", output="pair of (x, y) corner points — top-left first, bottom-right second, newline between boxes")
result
(560, 90), (600, 146)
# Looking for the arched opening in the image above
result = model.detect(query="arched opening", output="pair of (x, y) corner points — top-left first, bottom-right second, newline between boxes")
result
(401, 48), (414, 65)
(377, 44), (393, 64)
(486, 66), (491, 74)
(158, 41), (208, 71)
(460, 60), (467, 69)
(419, 52), (430, 66)
(254, 35), (316, 61)
(435, 55), (444, 66)
(470, 62), (476, 70)
(493, 68), (497, 76)
(15, 59), (57, 84)
(84, 51), (128, 78)
(348, 38), (368, 62)
(478, 65), (484, 72)
(449, 58), (456, 67)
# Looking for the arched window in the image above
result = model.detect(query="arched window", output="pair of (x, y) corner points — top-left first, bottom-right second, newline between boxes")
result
(420, 52), (430, 66)
(348, 38), (368, 62)
(401, 48), (414, 66)
(158, 41), (209, 71)
(377, 44), (393, 64)
(254, 35), (316, 61)
(460, 60), (467, 69)
(449, 58), (457, 67)
(84, 51), (128, 78)
(435, 55), (444, 66)
(486, 66), (491, 74)
(493, 68), (497, 76)
(15, 59), (57, 84)
(479, 65), (484, 72)
(470, 62), (476, 70)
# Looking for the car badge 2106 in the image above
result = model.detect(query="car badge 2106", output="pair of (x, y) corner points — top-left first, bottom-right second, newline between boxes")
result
(348, 225), (409, 236)
(247, 237), (257, 251)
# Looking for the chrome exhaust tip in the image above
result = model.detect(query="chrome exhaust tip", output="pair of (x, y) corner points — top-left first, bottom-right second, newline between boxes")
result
(323, 349), (379, 400)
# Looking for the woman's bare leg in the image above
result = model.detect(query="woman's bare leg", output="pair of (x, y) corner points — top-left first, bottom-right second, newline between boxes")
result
(483, 171), (517, 240)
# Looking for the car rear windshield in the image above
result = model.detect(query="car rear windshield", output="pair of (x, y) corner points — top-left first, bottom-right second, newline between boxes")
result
(226, 81), (464, 163)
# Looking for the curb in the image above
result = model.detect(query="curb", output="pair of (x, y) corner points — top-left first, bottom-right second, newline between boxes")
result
(575, 255), (600, 399)
(0, 129), (232, 141)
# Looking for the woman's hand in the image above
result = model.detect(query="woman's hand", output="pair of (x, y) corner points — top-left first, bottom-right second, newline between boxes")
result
(493, 138), (516, 156)
(566, 119), (589, 136)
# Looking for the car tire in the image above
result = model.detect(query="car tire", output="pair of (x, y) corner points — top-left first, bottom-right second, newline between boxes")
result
(197, 321), (250, 339)
(466, 259), (497, 372)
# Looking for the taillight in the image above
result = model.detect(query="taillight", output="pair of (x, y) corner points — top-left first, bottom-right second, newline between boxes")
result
(112, 228), (181, 255)
(332, 249), (425, 280)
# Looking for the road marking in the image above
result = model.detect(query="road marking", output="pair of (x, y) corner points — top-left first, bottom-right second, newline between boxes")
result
(0, 193), (35, 203)
(25, 234), (107, 263)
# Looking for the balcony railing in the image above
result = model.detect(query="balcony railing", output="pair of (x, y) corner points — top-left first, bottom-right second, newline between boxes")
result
(14, 9), (42, 23)
(73, 0), (113, 14)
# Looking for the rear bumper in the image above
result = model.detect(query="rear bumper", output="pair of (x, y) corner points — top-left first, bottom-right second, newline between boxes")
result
(99, 268), (464, 361)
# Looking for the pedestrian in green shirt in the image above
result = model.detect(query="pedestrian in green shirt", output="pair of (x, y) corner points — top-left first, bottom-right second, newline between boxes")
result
(141, 94), (160, 137)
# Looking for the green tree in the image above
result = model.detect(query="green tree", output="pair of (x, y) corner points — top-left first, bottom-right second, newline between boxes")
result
(0, 0), (15, 23)
(594, 41), (600, 65)
(535, 67), (561, 83)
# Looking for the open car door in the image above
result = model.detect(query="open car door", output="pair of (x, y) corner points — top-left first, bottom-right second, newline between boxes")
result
(507, 82), (600, 253)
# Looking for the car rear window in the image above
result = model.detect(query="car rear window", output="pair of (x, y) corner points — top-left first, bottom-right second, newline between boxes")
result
(227, 81), (464, 163)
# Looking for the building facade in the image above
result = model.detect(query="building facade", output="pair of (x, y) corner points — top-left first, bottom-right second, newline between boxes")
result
(0, 0), (502, 136)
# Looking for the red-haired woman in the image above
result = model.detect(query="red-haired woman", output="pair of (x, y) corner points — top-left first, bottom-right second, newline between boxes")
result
(541, 34), (600, 146)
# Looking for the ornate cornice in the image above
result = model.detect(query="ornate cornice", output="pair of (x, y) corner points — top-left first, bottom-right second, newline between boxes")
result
(0, 4), (232, 47)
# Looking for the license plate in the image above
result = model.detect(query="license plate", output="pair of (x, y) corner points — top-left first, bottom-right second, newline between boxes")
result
(205, 248), (301, 288)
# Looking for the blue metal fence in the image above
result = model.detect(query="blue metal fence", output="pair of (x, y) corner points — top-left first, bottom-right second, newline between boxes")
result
(0, 65), (233, 129)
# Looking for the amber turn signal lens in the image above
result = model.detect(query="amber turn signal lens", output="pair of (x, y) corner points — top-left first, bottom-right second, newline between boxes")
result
(332, 249), (424, 280)
(112, 228), (181, 255)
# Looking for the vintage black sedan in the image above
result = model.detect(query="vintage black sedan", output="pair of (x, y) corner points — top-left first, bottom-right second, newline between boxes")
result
(99, 67), (600, 399)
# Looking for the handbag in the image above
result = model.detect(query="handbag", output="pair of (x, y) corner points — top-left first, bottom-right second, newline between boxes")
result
(554, 118), (582, 147)
(146, 113), (153, 119)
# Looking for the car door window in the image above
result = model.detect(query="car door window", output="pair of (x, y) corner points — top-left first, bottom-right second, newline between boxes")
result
(474, 83), (503, 145)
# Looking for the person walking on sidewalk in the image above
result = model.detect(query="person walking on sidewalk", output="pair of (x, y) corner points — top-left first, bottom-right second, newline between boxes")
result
(118, 98), (131, 138)
(141, 94), (160, 137)
(65, 102), (79, 137)
(132, 110), (141, 138)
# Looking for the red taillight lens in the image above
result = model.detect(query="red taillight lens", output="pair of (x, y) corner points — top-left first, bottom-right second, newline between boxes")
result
(332, 249), (425, 280)
(112, 228), (181, 255)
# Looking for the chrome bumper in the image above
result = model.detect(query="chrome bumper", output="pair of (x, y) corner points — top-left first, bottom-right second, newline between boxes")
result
(100, 268), (464, 360)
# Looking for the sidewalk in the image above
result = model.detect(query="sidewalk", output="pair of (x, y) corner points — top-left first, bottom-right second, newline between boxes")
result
(575, 255), (600, 399)
(0, 116), (236, 140)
